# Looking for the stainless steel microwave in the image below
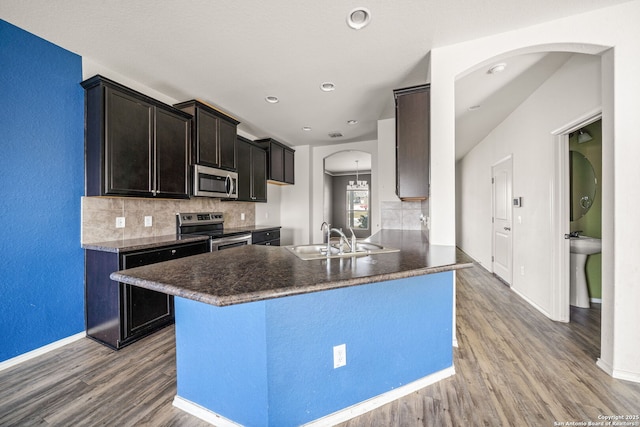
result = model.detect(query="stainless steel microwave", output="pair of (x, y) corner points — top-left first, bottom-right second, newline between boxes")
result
(192, 165), (238, 199)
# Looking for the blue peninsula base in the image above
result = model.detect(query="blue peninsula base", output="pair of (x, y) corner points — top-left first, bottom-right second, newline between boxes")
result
(172, 271), (454, 426)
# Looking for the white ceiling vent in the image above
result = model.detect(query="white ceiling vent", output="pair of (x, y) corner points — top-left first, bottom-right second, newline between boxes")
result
(329, 132), (343, 138)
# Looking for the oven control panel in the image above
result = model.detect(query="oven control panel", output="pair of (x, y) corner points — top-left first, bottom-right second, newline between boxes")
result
(177, 212), (224, 226)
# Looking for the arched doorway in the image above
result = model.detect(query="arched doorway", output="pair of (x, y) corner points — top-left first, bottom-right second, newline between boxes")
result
(323, 150), (372, 239)
(453, 46), (612, 371)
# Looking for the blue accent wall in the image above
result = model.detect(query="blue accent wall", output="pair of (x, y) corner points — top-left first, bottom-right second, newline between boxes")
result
(0, 20), (85, 362)
(175, 272), (453, 426)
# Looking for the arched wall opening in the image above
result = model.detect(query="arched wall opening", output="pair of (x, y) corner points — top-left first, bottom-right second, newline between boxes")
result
(429, 3), (640, 379)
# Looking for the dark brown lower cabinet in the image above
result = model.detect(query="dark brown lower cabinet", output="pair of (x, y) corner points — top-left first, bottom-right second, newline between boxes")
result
(85, 240), (208, 349)
(252, 228), (281, 246)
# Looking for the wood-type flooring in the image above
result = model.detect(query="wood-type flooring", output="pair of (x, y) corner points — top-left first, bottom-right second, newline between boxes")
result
(1, 257), (639, 426)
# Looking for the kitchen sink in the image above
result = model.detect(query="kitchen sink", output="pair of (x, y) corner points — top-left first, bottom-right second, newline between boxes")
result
(285, 241), (399, 261)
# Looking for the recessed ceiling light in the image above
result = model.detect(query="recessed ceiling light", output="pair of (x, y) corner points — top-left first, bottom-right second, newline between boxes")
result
(320, 82), (335, 92)
(487, 63), (507, 74)
(468, 105), (481, 111)
(265, 96), (279, 103)
(347, 7), (371, 30)
(302, 126), (312, 131)
(347, 120), (358, 125)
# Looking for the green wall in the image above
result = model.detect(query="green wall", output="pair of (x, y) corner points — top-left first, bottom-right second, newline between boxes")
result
(569, 119), (602, 300)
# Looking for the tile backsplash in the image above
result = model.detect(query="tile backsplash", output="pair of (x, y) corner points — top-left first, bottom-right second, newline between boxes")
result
(381, 201), (426, 231)
(82, 197), (256, 244)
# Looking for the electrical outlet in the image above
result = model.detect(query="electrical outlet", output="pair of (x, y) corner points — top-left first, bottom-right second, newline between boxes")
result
(144, 216), (153, 227)
(115, 217), (125, 228)
(333, 344), (347, 369)
(241, 213), (245, 221)
(520, 266), (525, 276)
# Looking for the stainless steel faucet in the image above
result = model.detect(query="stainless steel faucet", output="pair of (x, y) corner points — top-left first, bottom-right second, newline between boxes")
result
(329, 228), (353, 254)
(321, 222), (357, 255)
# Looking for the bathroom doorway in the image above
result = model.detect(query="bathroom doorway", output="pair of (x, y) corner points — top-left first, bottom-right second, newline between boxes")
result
(567, 118), (602, 319)
(552, 112), (602, 323)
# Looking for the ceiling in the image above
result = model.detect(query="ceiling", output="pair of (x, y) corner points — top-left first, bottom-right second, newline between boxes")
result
(455, 51), (574, 160)
(324, 151), (372, 174)
(1, 1), (628, 153)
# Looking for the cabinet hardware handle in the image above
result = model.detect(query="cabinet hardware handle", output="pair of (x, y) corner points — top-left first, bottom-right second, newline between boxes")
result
(504, 227), (511, 231)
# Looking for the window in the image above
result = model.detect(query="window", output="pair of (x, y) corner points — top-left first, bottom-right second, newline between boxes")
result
(346, 188), (369, 230)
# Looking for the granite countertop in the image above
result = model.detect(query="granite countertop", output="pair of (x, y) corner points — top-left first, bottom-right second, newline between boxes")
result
(82, 234), (211, 253)
(110, 229), (473, 307)
(81, 225), (281, 253)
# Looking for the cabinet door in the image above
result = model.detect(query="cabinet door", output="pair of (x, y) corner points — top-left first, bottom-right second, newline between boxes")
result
(218, 119), (237, 170)
(395, 86), (430, 200)
(124, 285), (173, 339)
(105, 88), (153, 196)
(195, 108), (219, 167)
(252, 146), (267, 202)
(155, 108), (190, 198)
(270, 142), (284, 182)
(284, 148), (295, 184)
(236, 138), (252, 201)
(120, 241), (207, 342)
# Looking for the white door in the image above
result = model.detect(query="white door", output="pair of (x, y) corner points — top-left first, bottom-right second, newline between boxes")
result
(492, 156), (513, 285)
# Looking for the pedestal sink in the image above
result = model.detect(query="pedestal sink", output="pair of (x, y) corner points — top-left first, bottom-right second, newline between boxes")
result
(569, 236), (601, 308)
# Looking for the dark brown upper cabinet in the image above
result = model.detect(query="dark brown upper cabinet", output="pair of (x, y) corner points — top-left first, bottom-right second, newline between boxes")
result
(82, 75), (191, 199)
(174, 100), (239, 172)
(394, 84), (430, 201)
(255, 138), (295, 184)
(236, 136), (267, 202)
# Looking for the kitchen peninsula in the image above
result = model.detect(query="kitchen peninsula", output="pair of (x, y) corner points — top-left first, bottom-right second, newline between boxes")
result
(111, 230), (472, 426)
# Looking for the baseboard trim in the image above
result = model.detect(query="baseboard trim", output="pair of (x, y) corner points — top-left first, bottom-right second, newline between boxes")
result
(510, 287), (553, 319)
(303, 366), (456, 426)
(173, 397), (243, 427)
(612, 368), (640, 383)
(0, 332), (85, 373)
(597, 358), (640, 384)
(173, 366), (456, 426)
(596, 357), (613, 376)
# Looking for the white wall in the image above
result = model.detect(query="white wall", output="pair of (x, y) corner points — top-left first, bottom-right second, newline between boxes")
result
(457, 54), (601, 314)
(83, 58), (180, 105)
(255, 184), (281, 227)
(430, 1), (640, 382)
(278, 145), (311, 245)
(377, 118), (399, 203)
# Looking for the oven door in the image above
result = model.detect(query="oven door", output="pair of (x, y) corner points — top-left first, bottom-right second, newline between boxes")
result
(211, 233), (252, 251)
(193, 164), (238, 199)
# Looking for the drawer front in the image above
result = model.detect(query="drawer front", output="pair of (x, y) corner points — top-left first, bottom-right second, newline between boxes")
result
(252, 229), (280, 245)
(259, 238), (280, 247)
(122, 240), (208, 268)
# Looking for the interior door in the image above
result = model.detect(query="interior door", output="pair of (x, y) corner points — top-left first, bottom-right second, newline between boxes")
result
(492, 156), (513, 285)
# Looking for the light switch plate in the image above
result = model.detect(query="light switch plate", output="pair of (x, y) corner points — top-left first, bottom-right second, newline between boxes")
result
(144, 216), (153, 227)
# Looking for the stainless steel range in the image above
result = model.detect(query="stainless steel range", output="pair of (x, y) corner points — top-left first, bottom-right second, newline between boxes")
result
(176, 212), (251, 251)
